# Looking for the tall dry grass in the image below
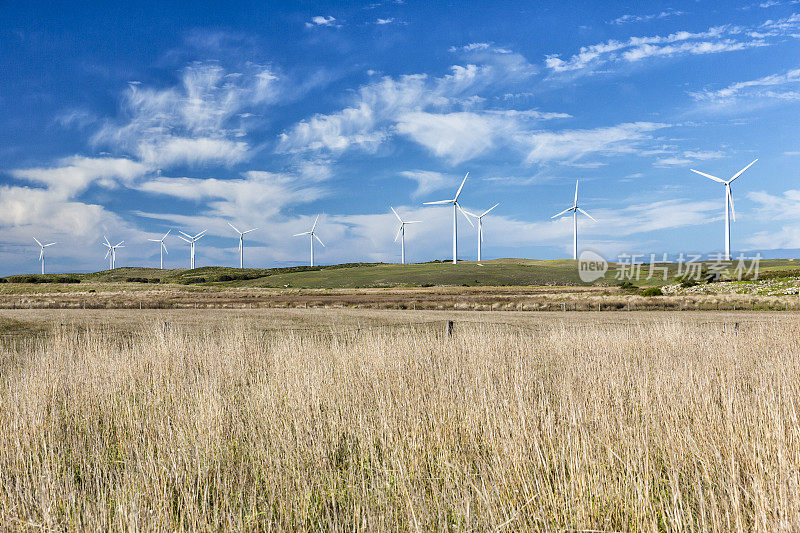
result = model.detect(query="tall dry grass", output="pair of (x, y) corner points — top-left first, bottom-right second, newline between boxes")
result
(1, 314), (800, 530)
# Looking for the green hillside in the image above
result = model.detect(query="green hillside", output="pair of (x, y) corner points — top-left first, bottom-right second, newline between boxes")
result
(2, 258), (798, 290)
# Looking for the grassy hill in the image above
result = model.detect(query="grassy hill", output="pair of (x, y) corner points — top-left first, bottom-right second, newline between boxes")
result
(2, 258), (798, 290)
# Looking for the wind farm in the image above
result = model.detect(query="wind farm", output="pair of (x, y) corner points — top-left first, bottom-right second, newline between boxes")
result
(5, 1), (800, 530)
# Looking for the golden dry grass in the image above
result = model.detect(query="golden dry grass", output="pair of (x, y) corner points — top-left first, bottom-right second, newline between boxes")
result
(1, 310), (799, 530)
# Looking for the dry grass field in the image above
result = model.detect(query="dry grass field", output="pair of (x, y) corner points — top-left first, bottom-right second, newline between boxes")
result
(1, 308), (800, 530)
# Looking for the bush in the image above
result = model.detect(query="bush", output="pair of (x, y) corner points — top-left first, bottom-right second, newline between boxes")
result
(55, 276), (81, 284)
(0, 278), (7, 283)
(641, 287), (663, 297)
(618, 281), (638, 292)
(679, 278), (699, 288)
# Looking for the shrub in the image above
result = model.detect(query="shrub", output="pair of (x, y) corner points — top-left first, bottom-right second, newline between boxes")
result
(618, 281), (638, 292)
(641, 287), (663, 297)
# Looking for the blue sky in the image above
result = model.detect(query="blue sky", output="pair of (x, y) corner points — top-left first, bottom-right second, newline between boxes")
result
(2, 0), (800, 274)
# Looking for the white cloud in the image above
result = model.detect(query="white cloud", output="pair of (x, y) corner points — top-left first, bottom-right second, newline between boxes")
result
(138, 171), (325, 224)
(545, 17), (800, 76)
(689, 67), (800, 105)
(306, 16), (337, 28)
(398, 170), (456, 198)
(520, 122), (668, 164)
(11, 156), (149, 196)
(376, 18), (395, 24)
(610, 8), (685, 25)
(396, 111), (501, 164)
(93, 63), (279, 168)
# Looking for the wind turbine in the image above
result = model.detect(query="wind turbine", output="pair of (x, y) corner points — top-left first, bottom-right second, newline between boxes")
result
(551, 180), (596, 260)
(460, 203), (500, 262)
(422, 172), (473, 264)
(228, 222), (259, 269)
(293, 215), (325, 267)
(690, 159), (757, 261)
(176, 230), (206, 269)
(390, 207), (421, 264)
(102, 236), (124, 270)
(147, 230), (170, 269)
(33, 237), (56, 275)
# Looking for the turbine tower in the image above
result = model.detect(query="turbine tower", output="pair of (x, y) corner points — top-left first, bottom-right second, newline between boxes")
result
(177, 230), (206, 269)
(102, 236), (124, 270)
(551, 180), (596, 260)
(460, 203), (500, 262)
(690, 159), (757, 261)
(147, 230), (170, 269)
(293, 215), (325, 267)
(422, 172), (472, 264)
(33, 237), (56, 275)
(228, 222), (259, 269)
(390, 207), (421, 264)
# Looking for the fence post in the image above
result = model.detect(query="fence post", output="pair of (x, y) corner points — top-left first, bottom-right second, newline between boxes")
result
(445, 320), (454, 337)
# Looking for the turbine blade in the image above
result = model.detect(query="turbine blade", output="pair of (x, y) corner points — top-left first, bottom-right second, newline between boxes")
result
(163, 229), (171, 240)
(104, 235), (111, 246)
(242, 227), (259, 234)
(422, 200), (452, 205)
(178, 230), (193, 239)
(227, 221), (241, 234)
(293, 231), (311, 237)
(457, 203), (475, 227)
(481, 203), (500, 217)
(577, 207), (597, 222)
(574, 180), (579, 206)
(551, 207), (573, 219)
(728, 158), (758, 183)
(33, 237), (42, 247)
(394, 225), (403, 242)
(311, 215), (319, 232)
(115, 241), (124, 247)
(194, 230), (207, 239)
(453, 171), (469, 202)
(162, 242), (168, 254)
(406, 220), (422, 224)
(314, 234), (325, 247)
(105, 249), (111, 259)
(148, 238), (161, 242)
(177, 235), (191, 243)
(390, 206), (403, 222)
(727, 186), (736, 222)
(39, 250), (43, 261)
(690, 169), (725, 183)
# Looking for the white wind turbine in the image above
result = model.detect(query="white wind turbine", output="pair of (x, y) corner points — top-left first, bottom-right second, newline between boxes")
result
(148, 230), (170, 269)
(228, 222), (259, 269)
(460, 203), (500, 262)
(102, 236), (124, 270)
(177, 230), (206, 269)
(422, 172), (473, 264)
(293, 215), (325, 267)
(690, 159), (757, 261)
(390, 207), (421, 264)
(551, 180), (597, 260)
(33, 237), (56, 275)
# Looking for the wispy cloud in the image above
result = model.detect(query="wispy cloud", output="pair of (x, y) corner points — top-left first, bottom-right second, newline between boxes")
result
(689, 67), (800, 105)
(398, 170), (456, 198)
(610, 8), (685, 25)
(545, 16), (800, 77)
(520, 122), (668, 164)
